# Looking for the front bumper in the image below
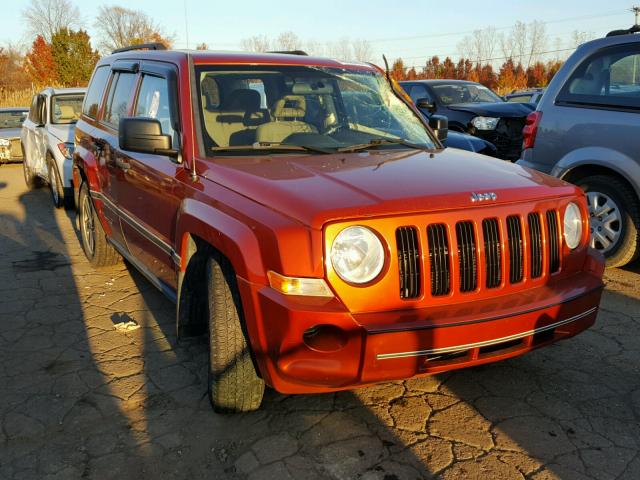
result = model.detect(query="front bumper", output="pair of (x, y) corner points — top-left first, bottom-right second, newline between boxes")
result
(241, 253), (603, 394)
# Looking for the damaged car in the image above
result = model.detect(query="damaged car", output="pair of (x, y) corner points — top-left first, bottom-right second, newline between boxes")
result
(0, 107), (28, 164)
(400, 79), (534, 161)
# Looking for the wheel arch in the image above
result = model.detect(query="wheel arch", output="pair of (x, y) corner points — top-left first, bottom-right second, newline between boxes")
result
(562, 163), (639, 202)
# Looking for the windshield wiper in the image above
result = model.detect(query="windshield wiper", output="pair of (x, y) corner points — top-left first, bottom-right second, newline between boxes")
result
(337, 137), (430, 153)
(211, 141), (333, 154)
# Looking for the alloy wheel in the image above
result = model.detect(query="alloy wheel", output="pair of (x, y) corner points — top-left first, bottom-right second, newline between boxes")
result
(81, 194), (95, 256)
(587, 191), (622, 253)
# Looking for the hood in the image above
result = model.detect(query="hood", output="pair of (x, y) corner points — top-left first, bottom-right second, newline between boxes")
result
(446, 101), (534, 118)
(47, 124), (75, 143)
(0, 127), (22, 139)
(201, 149), (577, 229)
(443, 131), (496, 154)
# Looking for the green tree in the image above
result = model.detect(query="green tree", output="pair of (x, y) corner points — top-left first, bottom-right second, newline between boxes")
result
(51, 28), (100, 86)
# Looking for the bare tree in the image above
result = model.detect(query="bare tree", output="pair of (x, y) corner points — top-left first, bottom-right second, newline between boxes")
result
(275, 31), (302, 51)
(351, 39), (373, 62)
(240, 35), (271, 52)
(525, 20), (547, 66)
(22, 0), (83, 43)
(459, 27), (497, 64)
(304, 39), (325, 57)
(570, 30), (593, 48)
(93, 5), (173, 53)
(327, 37), (352, 61)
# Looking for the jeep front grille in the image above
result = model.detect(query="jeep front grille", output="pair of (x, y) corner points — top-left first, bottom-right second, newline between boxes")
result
(396, 210), (559, 299)
(396, 226), (421, 299)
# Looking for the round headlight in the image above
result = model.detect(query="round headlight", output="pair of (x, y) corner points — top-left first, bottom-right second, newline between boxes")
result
(330, 226), (385, 284)
(564, 202), (583, 249)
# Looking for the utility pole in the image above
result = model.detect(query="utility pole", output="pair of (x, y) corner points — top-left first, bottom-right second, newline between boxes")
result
(632, 6), (640, 25)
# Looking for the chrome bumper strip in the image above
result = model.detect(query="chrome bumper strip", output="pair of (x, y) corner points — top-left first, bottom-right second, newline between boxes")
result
(376, 306), (598, 360)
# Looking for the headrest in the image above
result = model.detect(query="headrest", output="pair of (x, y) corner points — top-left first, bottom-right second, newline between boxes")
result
(273, 95), (306, 119)
(58, 105), (76, 120)
(201, 76), (220, 109)
(223, 89), (261, 111)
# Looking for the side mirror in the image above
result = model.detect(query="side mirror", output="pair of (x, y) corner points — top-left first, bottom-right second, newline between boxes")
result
(429, 115), (448, 142)
(416, 97), (435, 111)
(119, 117), (178, 158)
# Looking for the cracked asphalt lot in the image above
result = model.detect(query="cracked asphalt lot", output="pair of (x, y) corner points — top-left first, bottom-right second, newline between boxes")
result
(1, 163), (640, 479)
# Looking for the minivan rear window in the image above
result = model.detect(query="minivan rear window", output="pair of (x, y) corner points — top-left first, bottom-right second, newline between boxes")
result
(557, 44), (640, 110)
(83, 66), (110, 119)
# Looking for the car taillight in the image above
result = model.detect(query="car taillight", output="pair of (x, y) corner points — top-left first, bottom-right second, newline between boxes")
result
(522, 111), (542, 150)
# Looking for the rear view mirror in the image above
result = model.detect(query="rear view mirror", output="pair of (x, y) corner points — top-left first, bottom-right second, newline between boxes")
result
(119, 117), (178, 158)
(416, 98), (435, 111)
(429, 115), (448, 142)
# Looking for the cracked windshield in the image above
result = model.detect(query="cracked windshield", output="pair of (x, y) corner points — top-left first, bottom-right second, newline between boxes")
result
(197, 66), (436, 153)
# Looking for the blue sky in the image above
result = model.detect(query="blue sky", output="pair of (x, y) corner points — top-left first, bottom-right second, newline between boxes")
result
(2, 0), (635, 64)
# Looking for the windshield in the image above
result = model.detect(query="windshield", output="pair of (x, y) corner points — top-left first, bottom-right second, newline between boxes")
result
(51, 94), (84, 124)
(196, 65), (437, 154)
(0, 110), (27, 129)
(431, 83), (503, 105)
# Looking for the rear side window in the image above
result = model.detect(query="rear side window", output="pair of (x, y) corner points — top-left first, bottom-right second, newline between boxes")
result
(557, 44), (640, 110)
(103, 72), (137, 128)
(82, 66), (110, 119)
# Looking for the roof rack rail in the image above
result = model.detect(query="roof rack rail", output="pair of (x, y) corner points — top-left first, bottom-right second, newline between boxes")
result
(606, 25), (640, 37)
(267, 50), (308, 56)
(112, 43), (167, 54)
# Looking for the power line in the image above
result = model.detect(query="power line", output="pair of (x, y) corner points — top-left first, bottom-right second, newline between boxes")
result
(367, 10), (627, 44)
(401, 47), (578, 71)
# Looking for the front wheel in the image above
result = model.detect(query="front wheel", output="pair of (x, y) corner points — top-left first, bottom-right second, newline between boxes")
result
(206, 255), (264, 413)
(78, 182), (121, 267)
(576, 175), (640, 267)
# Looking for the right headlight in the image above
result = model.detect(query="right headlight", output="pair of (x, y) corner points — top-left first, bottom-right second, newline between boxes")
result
(563, 202), (583, 249)
(330, 226), (385, 284)
(471, 116), (500, 130)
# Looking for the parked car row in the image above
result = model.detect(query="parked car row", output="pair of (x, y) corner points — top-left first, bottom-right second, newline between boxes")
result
(66, 43), (604, 413)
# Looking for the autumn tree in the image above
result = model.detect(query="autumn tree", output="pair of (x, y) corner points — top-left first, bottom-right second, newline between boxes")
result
(0, 45), (31, 92)
(94, 5), (173, 53)
(24, 35), (57, 86)
(51, 28), (100, 86)
(390, 58), (406, 80)
(195, 42), (208, 50)
(22, 0), (83, 43)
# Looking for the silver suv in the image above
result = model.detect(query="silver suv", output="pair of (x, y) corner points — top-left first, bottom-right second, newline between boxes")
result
(21, 87), (86, 208)
(518, 28), (640, 267)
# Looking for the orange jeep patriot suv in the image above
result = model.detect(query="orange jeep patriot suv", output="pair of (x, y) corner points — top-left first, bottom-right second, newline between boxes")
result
(73, 44), (604, 412)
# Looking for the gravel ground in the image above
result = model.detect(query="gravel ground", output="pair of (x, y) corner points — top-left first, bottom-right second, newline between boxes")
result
(1, 163), (639, 480)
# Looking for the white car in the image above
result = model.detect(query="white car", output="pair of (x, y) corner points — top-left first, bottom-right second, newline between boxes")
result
(21, 87), (86, 208)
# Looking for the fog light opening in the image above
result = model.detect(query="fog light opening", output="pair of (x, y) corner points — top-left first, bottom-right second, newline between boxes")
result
(303, 324), (348, 353)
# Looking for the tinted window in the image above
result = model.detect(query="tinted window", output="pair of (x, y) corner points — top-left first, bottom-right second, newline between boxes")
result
(557, 44), (640, 109)
(28, 95), (39, 122)
(134, 74), (175, 142)
(103, 72), (136, 127)
(408, 85), (432, 103)
(83, 66), (110, 119)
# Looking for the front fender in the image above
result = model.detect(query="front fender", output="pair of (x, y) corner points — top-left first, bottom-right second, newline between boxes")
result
(174, 198), (266, 284)
(552, 146), (640, 197)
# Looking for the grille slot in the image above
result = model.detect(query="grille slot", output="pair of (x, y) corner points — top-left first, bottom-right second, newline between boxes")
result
(546, 210), (560, 273)
(528, 212), (543, 278)
(482, 218), (502, 288)
(456, 221), (477, 292)
(507, 216), (524, 283)
(427, 224), (450, 296)
(396, 227), (421, 299)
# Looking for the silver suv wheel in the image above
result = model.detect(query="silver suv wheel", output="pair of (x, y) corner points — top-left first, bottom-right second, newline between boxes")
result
(80, 192), (95, 256)
(587, 191), (622, 253)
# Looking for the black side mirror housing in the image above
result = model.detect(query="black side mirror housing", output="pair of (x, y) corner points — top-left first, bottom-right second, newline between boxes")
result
(429, 115), (448, 142)
(119, 117), (178, 158)
(416, 97), (435, 111)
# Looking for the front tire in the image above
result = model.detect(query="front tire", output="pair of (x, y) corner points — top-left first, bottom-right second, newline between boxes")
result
(78, 182), (120, 267)
(206, 255), (264, 413)
(576, 175), (640, 267)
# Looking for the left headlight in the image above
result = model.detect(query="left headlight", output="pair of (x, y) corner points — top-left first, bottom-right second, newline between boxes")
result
(0, 138), (10, 147)
(471, 116), (500, 130)
(563, 202), (583, 249)
(330, 226), (385, 284)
